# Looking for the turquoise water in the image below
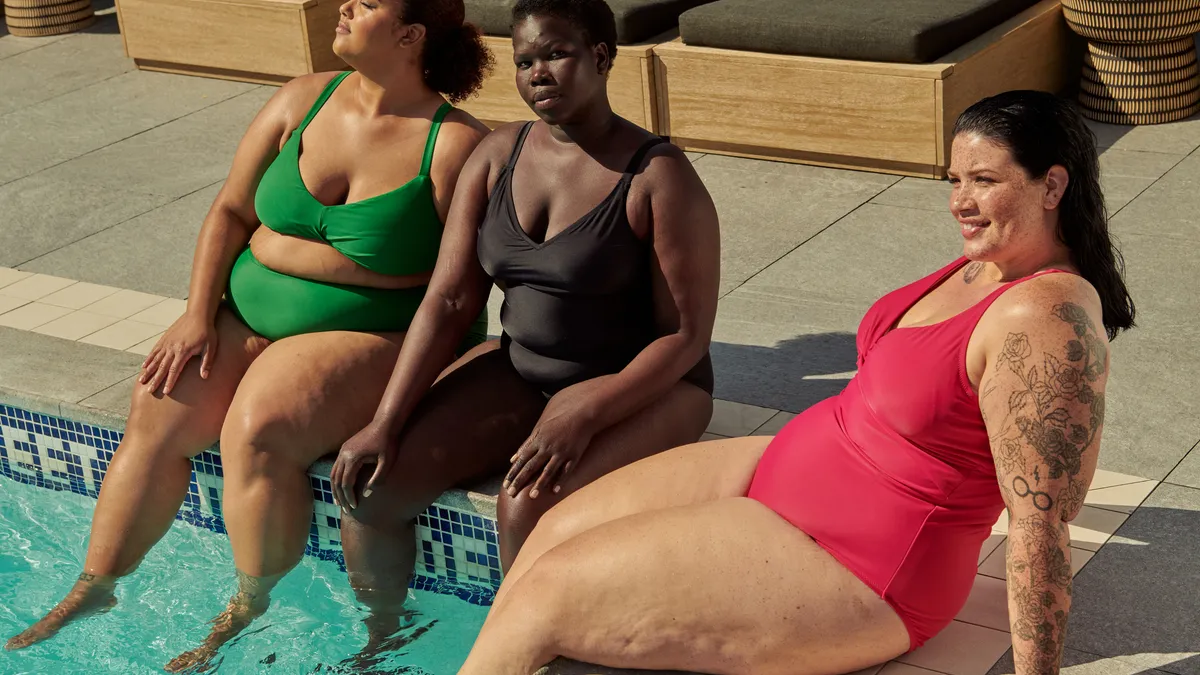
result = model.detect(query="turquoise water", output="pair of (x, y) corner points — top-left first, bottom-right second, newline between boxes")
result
(0, 479), (488, 674)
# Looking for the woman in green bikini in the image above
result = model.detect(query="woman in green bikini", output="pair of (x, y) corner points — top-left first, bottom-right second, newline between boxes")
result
(6, 0), (492, 669)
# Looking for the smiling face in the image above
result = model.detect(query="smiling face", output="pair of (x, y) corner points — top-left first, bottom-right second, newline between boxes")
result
(511, 14), (609, 123)
(948, 132), (1069, 264)
(332, 0), (417, 63)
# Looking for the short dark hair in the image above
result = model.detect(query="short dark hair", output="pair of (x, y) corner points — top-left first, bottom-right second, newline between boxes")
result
(512, 0), (619, 68)
(954, 90), (1135, 340)
(401, 0), (494, 103)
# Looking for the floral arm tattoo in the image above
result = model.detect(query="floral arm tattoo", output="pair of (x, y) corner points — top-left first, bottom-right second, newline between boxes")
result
(980, 302), (1108, 675)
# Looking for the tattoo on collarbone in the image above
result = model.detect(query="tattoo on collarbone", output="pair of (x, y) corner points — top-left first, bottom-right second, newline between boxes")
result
(985, 302), (1107, 519)
(963, 262), (984, 284)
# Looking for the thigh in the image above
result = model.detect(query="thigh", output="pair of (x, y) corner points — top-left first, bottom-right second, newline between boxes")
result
(125, 306), (270, 457)
(498, 436), (770, 598)
(347, 347), (549, 524)
(514, 498), (910, 675)
(498, 381), (714, 541)
(220, 329), (407, 468)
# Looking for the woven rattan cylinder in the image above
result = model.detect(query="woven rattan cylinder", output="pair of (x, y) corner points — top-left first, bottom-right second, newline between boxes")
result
(1063, 1), (1200, 125)
(3, 0), (94, 36)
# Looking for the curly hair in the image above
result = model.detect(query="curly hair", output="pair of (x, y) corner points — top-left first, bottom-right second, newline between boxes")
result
(400, 0), (494, 103)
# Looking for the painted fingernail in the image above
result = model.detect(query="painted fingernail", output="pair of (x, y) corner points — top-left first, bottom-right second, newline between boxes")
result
(553, 485), (562, 493)
(530, 489), (539, 499)
(362, 489), (373, 498)
(502, 480), (510, 489)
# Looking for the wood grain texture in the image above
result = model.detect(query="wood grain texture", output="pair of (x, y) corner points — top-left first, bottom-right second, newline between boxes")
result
(117, 0), (316, 80)
(457, 35), (663, 131)
(939, 0), (1071, 165)
(656, 40), (940, 166)
(302, 0), (346, 73)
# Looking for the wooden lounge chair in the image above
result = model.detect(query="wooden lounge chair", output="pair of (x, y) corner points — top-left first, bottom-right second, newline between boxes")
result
(654, 0), (1073, 177)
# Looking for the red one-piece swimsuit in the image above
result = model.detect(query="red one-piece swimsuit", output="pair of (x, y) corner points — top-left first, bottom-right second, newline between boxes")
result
(748, 256), (1072, 649)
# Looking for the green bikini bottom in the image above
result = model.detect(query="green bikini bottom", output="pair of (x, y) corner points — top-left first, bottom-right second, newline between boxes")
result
(226, 247), (487, 348)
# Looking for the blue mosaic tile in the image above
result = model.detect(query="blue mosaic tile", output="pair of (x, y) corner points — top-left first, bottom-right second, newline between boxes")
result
(0, 401), (504, 604)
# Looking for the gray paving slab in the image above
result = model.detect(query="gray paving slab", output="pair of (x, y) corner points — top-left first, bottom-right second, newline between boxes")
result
(988, 646), (1178, 675)
(1166, 444), (1200, 490)
(869, 177), (949, 212)
(693, 154), (898, 296)
(1063, 483), (1200, 675)
(0, 24), (71, 61)
(0, 172), (170, 267)
(1097, 148), (1185, 214)
(737, 202), (963, 307)
(1087, 112), (1200, 156)
(0, 70), (257, 185)
(1100, 325), (1200, 481)
(78, 375), (135, 417)
(1115, 232), (1200, 324)
(0, 326), (141, 404)
(1110, 153), (1200, 242)
(711, 291), (863, 412)
(40, 86), (274, 199)
(0, 15), (131, 117)
(20, 183), (221, 297)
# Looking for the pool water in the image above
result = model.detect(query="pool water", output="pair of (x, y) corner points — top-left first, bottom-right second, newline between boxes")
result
(0, 479), (488, 674)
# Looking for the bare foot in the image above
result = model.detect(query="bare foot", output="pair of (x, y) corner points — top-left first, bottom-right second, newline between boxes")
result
(6, 573), (118, 650)
(165, 572), (278, 673)
(343, 609), (437, 671)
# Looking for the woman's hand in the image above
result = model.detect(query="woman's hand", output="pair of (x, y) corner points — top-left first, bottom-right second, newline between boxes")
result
(331, 420), (397, 511)
(504, 401), (597, 500)
(139, 311), (217, 396)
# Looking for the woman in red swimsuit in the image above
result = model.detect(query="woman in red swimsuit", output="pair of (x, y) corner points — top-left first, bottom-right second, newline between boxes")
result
(456, 90), (1136, 675)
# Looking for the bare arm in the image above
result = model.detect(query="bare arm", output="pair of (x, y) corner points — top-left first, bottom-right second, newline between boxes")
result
(140, 74), (334, 393)
(980, 279), (1108, 675)
(567, 145), (720, 430)
(504, 144), (720, 496)
(186, 75), (334, 321)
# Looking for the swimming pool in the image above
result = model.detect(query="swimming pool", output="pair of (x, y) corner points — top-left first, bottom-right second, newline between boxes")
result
(0, 400), (502, 673)
(1, 476), (489, 674)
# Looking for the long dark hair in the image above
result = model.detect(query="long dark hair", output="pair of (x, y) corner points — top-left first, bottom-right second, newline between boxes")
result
(954, 90), (1135, 340)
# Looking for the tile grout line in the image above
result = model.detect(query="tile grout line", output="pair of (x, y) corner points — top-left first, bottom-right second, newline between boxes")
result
(1106, 151), (1193, 220)
(0, 65), (132, 121)
(0, 85), (268, 191)
(13, 178), (225, 268)
(718, 177), (904, 299)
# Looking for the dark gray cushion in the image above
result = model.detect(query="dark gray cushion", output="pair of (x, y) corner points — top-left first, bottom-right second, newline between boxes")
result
(678, 0), (1041, 63)
(466, 0), (718, 44)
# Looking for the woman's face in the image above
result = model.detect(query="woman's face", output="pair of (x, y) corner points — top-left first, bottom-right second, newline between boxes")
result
(948, 133), (1067, 263)
(512, 14), (609, 124)
(333, 0), (412, 61)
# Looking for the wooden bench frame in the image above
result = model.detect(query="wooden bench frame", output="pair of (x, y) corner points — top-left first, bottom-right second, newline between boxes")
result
(458, 34), (668, 132)
(653, 0), (1072, 178)
(114, 0), (344, 84)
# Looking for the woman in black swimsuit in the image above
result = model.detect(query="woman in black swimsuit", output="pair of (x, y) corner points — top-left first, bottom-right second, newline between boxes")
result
(330, 0), (719, 649)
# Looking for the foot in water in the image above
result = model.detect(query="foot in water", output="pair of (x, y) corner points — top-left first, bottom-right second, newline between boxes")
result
(6, 573), (118, 650)
(343, 609), (438, 671)
(165, 571), (279, 674)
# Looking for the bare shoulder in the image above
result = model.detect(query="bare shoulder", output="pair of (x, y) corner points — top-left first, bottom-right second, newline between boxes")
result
(435, 108), (491, 155)
(465, 121), (531, 166)
(637, 140), (704, 193)
(267, 71), (343, 128)
(979, 272), (1108, 369)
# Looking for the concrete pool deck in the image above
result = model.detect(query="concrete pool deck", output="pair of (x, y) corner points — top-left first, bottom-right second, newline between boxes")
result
(2, 8), (1199, 675)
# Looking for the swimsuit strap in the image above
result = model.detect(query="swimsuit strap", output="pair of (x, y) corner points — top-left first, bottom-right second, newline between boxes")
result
(295, 70), (353, 135)
(419, 101), (454, 177)
(619, 137), (668, 185)
(505, 122), (537, 170)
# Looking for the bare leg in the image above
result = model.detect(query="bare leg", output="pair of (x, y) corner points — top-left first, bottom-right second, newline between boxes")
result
(494, 436), (769, 609)
(340, 346), (547, 657)
(496, 379), (713, 570)
(165, 329), (406, 672)
(460, 499), (910, 675)
(6, 308), (267, 651)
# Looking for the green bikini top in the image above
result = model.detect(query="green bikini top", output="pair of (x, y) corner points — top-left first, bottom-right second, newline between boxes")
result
(254, 71), (452, 277)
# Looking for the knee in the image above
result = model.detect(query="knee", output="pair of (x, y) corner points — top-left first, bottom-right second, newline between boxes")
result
(497, 490), (555, 559)
(219, 397), (296, 476)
